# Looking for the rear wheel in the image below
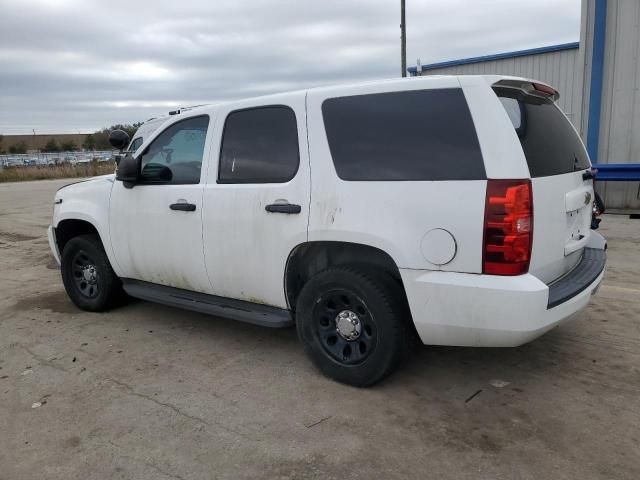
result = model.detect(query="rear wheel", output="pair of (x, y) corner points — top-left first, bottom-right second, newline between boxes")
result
(61, 234), (124, 311)
(296, 266), (411, 386)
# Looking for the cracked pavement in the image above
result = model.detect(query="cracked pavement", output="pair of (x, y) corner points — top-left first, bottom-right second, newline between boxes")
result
(1, 179), (639, 480)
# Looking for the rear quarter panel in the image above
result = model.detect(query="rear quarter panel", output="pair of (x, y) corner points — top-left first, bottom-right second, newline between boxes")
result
(306, 77), (487, 273)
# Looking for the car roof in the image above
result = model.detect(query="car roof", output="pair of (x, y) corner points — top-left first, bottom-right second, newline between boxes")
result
(132, 74), (535, 141)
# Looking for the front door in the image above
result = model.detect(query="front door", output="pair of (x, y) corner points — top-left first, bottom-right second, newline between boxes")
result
(109, 114), (214, 293)
(201, 92), (310, 308)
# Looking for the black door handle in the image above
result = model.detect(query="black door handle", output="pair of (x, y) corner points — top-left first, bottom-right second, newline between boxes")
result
(265, 203), (301, 214)
(170, 203), (196, 212)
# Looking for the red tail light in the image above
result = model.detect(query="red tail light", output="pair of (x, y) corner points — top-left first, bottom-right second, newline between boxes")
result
(483, 179), (533, 275)
(532, 82), (557, 96)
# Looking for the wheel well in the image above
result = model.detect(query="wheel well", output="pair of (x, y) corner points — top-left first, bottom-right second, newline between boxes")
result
(285, 241), (405, 311)
(55, 219), (100, 253)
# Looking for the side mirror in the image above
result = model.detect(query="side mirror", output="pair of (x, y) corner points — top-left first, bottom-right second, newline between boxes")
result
(109, 129), (130, 151)
(115, 152), (140, 188)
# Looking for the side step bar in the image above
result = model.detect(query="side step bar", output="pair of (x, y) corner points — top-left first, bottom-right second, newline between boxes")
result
(121, 279), (293, 328)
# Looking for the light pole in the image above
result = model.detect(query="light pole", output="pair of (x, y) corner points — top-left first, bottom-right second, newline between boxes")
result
(400, 0), (407, 77)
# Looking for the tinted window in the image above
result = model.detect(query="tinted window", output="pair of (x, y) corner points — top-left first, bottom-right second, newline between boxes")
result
(322, 89), (485, 181)
(140, 116), (209, 185)
(218, 106), (299, 183)
(497, 91), (590, 177)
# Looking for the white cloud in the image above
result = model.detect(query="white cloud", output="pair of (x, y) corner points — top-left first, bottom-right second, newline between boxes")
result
(0, 0), (580, 133)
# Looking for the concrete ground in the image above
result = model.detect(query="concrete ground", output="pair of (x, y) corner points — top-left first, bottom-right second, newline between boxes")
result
(0, 178), (639, 480)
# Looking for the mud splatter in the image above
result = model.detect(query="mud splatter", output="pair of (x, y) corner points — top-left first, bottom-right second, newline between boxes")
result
(0, 231), (38, 242)
(11, 291), (79, 314)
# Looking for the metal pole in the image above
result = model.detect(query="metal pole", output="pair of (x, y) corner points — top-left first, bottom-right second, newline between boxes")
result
(401, 0), (407, 77)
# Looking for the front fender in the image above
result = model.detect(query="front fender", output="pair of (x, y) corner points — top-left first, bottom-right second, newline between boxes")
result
(53, 175), (122, 275)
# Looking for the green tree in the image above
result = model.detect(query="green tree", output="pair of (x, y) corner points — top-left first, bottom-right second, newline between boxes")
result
(82, 134), (96, 151)
(93, 122), (143, 150)
(61, 140), (78, 152)
(9, 141), (27, 154)
(43, 138), (60, 153)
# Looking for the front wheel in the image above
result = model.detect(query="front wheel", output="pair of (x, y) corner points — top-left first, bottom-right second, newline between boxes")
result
(296, 266), (411, 387)
(60, 234), (124, 312)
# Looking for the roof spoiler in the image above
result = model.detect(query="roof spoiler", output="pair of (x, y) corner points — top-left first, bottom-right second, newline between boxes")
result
(492, 79), (559, 103)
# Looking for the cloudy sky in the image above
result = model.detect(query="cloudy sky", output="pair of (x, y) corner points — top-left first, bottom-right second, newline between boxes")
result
(0, 0), (581, 134)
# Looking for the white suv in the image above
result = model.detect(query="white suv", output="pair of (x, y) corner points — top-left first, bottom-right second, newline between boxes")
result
(48, 75), (606, 386)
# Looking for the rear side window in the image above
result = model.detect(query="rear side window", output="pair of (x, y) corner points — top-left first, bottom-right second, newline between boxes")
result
(497, 91), (590, 177)
(321, 89), (485, 181)
(218, 106), (299, 183)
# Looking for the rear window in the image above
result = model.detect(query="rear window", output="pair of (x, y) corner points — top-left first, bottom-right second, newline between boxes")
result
(497, 90), (590, 177)
(322, 89), (485, 181)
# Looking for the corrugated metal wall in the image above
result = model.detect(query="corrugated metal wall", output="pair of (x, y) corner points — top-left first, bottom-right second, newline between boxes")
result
(415, 0), (640, 209)
(417, 47), (583, 127)
(586, 0), (640, 209)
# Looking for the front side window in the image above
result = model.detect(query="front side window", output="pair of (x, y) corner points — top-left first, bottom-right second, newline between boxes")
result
(218, 106), (299, 183)
(139, 115), (209, 185)
(129, 137), (143, 152)
(322, 89), (485, 181)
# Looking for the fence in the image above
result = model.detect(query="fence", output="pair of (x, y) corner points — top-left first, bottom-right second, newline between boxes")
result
(0, 151), (116, 169)
(593, 164), (640, 181)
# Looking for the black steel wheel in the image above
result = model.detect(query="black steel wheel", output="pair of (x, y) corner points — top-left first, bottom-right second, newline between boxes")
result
(296, 266), (412, 387)
(61, 234), (124, 312)
(313, 289), (377, 365)
(70, 250), (100, 299)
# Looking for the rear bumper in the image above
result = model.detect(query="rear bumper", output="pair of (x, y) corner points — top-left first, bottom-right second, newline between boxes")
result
(547, 247), (606, 308)
(401, 233), (606, 347)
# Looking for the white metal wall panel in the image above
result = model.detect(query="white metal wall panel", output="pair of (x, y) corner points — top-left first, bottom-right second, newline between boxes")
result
(593, 0), (640, 208)
(419, 48), (581, 125)
(414, 0), (640, 209)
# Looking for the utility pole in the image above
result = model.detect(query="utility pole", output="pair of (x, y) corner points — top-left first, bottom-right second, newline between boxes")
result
(400, 0), (407, 77)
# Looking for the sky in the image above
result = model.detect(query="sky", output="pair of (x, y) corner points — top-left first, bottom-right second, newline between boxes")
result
(0, 0), (581, 135)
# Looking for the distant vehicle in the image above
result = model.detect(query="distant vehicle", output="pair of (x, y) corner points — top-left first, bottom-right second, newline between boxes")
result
(7, 156), (25, 167)
(48, 76), (607, 386)
(73, 154), (92, 164)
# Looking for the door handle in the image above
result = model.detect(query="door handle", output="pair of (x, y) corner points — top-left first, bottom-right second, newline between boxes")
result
(265, 203), (301, 214)
(170, 202), (196, 212)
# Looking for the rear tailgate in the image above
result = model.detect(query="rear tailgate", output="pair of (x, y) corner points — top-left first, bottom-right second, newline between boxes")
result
(494, 80), (593, 284)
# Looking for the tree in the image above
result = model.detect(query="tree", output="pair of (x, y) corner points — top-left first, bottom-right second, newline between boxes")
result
(9, 141), (27, 154)
(93, 122), (143, 150)
(82, 134), (96, 151)
(0, 134), (4, 154)
(61, 140), (78, 152)
(43, 138), (60, 153)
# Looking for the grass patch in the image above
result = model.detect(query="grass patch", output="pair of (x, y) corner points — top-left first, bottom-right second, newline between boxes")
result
(0, 162), (115, 183)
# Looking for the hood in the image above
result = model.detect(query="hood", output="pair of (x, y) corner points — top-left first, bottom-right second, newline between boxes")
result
(57, 173), (115, 192)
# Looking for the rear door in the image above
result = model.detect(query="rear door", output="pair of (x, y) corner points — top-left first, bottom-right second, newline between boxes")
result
(201, 92), (310, 308)
(494, 82), (593, 283)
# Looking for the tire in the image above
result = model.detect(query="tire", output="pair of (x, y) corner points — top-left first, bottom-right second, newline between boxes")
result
(296, 266), (412, 387)
(60, 234), (124, 312)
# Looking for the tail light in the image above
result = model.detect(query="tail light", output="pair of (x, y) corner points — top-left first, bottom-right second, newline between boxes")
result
(532, 82), (557, 97)
(483, 179), (533, 275)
